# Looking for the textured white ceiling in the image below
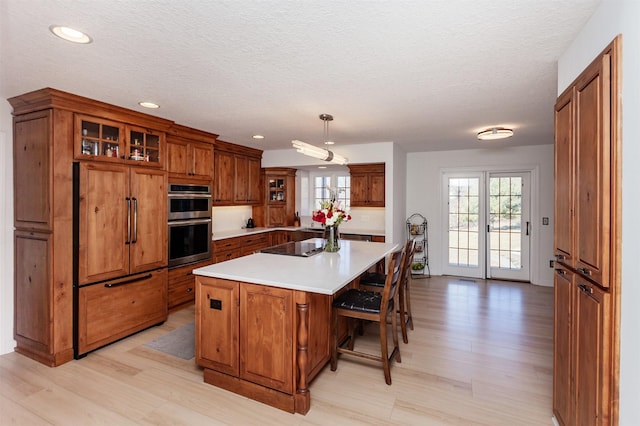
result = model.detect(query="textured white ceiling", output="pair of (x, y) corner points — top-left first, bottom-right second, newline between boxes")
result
(0, 0), (599, 153)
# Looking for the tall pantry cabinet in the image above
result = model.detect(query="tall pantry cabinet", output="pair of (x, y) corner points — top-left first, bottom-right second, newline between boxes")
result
(9, 88), (173, 366)
(553, 36), (621, 426)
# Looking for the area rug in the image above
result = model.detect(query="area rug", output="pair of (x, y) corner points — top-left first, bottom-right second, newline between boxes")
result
(144, 322), (195, 360)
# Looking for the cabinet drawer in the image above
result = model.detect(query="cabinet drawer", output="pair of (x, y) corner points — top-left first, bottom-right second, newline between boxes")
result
(77, 269), (168, 355)
(241, 234), (271, 255)
(169, 277), (196, 309)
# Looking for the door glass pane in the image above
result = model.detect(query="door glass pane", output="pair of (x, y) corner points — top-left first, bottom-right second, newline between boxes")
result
(489, 176), (522, 270)
(447, 177), (480, 267)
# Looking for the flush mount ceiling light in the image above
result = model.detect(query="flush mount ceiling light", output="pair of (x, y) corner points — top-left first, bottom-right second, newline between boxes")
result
(49, 25), (92, 44)
(138, 101), (160, 109)
(292, 113), (348, 165)
(477, 127), (514, 141)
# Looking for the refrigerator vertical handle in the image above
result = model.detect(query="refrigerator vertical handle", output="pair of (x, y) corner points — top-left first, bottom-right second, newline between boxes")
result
(526, 221), (531, 236)
(125, 197), (131, 244)
(132, 197), (138, 243)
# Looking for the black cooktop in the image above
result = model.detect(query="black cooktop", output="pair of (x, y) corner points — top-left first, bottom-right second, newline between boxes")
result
(259, 241), (324, 257)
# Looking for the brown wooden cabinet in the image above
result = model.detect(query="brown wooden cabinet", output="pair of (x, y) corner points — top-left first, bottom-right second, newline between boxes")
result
(257, 168), (296, 227)
(9, 88), (174, 366)
(166, 124), (216, 180)
(195, 276), (332, 413)
(213, 140), (262, 206)
(552, 36), (621, 426)
(271, 230), (293, 246)
(77, 269), (167, 355)
(213, 149), (234, 204)
(554, 90), (575, 268)
(553, 265), (574, 426)
(196, 278), (293, 393)
(75, 115), (166, 167)
(234, 154), (262, 204)
(168, 258), (214, 312)
(213, 233), (271, 263)
(77, 163), (167, 284)
(348, 163), (385, 207)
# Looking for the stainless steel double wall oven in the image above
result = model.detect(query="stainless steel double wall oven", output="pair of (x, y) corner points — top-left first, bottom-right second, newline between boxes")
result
(168, 183), (212, 267)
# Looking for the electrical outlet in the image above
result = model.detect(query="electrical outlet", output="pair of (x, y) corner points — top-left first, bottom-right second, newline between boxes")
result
(542, 217), (549, 225)
(550, 260), (555, 268)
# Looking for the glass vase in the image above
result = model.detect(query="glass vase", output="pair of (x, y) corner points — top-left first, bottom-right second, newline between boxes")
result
(324, 225), (340, 252)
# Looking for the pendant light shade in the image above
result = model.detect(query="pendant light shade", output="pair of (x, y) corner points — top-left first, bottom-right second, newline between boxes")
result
(292, 114), (348, 165)
(477, 127), (514, 140)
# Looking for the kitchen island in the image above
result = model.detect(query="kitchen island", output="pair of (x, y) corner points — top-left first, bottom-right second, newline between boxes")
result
(192, 239), (398, 414)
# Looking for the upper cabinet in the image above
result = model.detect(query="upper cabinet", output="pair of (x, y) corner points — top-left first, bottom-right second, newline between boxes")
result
(234, 154), (262, 204)
(348, 163), (385, 207)
(262, 168), (296, 227)
(166, 124), (217, 180)
(76, 114), (166, 168)
(554, 37), (620, 289)
(213, 140), (262, 206)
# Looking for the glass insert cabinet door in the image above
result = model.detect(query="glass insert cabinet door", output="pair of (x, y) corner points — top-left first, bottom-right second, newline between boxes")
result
(268, 177), (286, 202)
(75, 115), (163, 166)
(76, 115), (124, 160)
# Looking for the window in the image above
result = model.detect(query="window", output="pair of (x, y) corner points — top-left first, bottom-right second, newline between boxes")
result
(313, 174), (350, 210)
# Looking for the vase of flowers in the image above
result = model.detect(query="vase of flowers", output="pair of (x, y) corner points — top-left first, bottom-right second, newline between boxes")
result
(312, 187), (352, 252)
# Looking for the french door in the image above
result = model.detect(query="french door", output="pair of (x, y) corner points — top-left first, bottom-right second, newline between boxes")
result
(442, 171), (531, 281)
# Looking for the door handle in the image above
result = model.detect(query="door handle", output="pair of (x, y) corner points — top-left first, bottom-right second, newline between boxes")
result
(125, 197), (131, 244)
(132, 197), (138, 243)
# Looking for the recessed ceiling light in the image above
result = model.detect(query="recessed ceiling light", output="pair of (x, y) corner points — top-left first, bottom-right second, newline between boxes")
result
(477, 127), (514, 141)
(253, 135), (265, 140)
(324, 140), (335, 145)
(318, 166), (327, 169)
(138, 101), (160, 109)
(49, 25), (92, 44)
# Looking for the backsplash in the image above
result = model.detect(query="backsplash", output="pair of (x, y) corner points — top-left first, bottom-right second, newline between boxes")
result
(212, 206), (254, 232)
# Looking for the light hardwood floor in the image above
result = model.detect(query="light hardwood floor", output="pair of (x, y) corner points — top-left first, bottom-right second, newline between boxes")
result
(0, 276), (554, 425)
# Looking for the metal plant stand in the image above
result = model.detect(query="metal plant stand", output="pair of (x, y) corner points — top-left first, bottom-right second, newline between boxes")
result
(406, 213), (430, 278)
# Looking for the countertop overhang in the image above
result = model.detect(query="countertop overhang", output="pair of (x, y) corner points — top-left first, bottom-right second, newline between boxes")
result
(193, 238), (398, 295)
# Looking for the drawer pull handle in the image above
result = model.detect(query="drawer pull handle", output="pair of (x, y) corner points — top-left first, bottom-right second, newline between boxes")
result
(555, 254), (566, 261)
(577, 267), (592, 276)
(555, 268), (566, 276)
(578, 283), (594, 294)
(187, 287), (193, 293)
(105, 273), (153, 288)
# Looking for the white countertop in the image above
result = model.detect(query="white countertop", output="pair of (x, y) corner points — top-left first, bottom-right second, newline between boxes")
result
(194, 238), (398, 295)
(212, 226), (385, 240)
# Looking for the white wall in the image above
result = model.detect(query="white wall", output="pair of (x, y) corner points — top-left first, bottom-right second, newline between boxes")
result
(406, 144), (555, 286)
(0, 97), (14, 354)
(558, 1), (640, 423)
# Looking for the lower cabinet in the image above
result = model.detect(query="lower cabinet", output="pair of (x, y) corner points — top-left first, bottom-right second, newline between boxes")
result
(76, 268), (168, 356)
(195, 276), (332, 414)
(196, 278), (293, 393)
(553, 264), (612, 426)
(213, 233), (272, 263)
(168, 259), (213, 312)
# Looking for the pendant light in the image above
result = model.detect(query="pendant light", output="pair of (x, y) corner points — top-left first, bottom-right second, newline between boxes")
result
(292, 114), (348, 165)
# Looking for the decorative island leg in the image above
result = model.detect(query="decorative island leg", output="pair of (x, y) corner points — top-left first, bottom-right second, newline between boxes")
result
(295, 300), (311, 414)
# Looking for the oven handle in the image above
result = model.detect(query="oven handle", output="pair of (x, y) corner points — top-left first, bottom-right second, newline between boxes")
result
(168, 218), (212, 226)
(167, 194), (212, 199)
